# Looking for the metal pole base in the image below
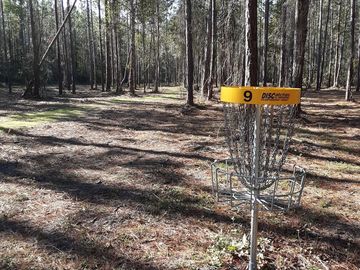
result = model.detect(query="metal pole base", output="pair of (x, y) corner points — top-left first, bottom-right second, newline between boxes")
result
(249, 190), (259, 270)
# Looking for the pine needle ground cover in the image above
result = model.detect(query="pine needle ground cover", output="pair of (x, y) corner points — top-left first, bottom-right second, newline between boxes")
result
(0, 87), (359, 269)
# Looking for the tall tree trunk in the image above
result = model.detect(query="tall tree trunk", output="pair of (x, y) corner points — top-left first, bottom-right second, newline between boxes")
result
(154, 0), (160, 93)
(262, 0), (270, 86)
(208, 0), (217, 99)
(333, 2), (342, 88)
(315, 0), (324, 91)
(61, 1), (70, 90)
(0, 0), (11, 93)
(278, 3), (287, 87)
(287, 9), (295, 86)
(55, 0), (63, 95)
(128, 0), (136, 95)
(105, 0), (112, 91)
(244, 0), (258, 86)
(114, 4), (121, 94)
(142, 21), (146, 92)
(110, 12), (115, 87)
(345, 0), (355, 101)
(292, 0), (310, 115)
(201, 0), (212, 97)
(29, 0), (40, 97)
(292, 0), (310, 89)
(185, 0), (194, 105)
(91, 0), (97, 89)
(86, 0), (94, 89)
(98, 0), (104, 91)
(326, 3), (334, 88)
(18, 0), (26, 84)
(320, 0), (331, 87)
(68, 0), (76, 93)
(146, 24), (153, 90)
(356, 35), (360, 92)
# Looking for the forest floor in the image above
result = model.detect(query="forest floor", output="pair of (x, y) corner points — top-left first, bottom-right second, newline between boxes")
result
(0, 86), (359, 270)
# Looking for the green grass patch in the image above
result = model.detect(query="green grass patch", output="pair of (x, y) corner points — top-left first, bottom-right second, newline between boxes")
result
(325, 161), (360, 174)
(0, 107), (86, 130)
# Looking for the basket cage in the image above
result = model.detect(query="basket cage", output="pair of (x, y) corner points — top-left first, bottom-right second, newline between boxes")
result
(211, 158), (306, 211)
(223, 103), (298, 191)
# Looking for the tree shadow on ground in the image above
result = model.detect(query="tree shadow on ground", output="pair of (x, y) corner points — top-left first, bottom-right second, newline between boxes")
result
(0, 217), (162, 270)
(260, 205), (360, 266)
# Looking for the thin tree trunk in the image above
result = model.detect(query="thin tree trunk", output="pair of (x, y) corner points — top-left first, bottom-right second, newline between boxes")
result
(61, 1), (70, 90)
(114, 6), (122, 94)
(91, 0), (97, 89)
(320, 0), (331, 87)
(327, 3), (334, 88)
(38, 0), (77, 67)
(68, 0), (76, 93)
(128, 0), (136, 94)
(18, 0), (26, 85)
(185, 0), (194, 105)
(105, 0), (111, 91)
(86, 0), (94, 89)
(55, 0), (63, 95)
(201, 0), (212, 97)
(142, 21), (146, 92)
(98, 0), (104, 91)
(208, 0), (217, 99)
(333, 2), (342, 88)
(29, 0), (40, 98)
(0, 0), (11, 93)
(154, 0), (160, 93)
(355, 35), (360, 92)
(263, 0), (270, 86)
(315, 0), (324, 91)
(147, 23), (153, 90)
(279, 3), (287, 87)
(345, 0), (355, 101)
(110, 9), (115, 87)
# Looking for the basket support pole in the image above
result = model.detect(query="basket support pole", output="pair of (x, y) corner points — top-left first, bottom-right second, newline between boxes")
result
(249, 106), (261, 270)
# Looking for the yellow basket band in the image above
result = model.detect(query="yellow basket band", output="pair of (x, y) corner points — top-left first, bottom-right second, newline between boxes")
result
(220, 86), (301, 105)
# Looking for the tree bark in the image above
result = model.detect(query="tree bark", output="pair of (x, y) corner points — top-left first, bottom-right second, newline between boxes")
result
(185, 0), (194, 105)
(291, 0), (310, 89)
(114, 3), (122, 94)
(61, 1), (70, 90)
(262, 0), (270, 86)
(345, 0), (355, 101)
(0, 0), (11, 93)
(208, 0), (217, 99)
(98, 0), (105, 91)
(91, 0), (97, 89)
(244, 0), (258, 86)
(55, 0), (63, 95)
(68, 0), (76, 93)
(29, 0), (40, 97)
(320, 0), (331, 87)
(315, 0), (324, 91)
(333, 2), (342, 88)
(201, 0), (212, 97)
(86, 0), (94, 89)
(279, 3), (287, 87)
(128, 0), (136, 95)
(142, 21), (146, 92)
(154, 0), (160, 93)
(105, 0), (112, 91)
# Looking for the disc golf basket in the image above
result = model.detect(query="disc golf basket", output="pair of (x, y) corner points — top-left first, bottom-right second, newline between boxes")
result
(213, 86), (306, 269)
